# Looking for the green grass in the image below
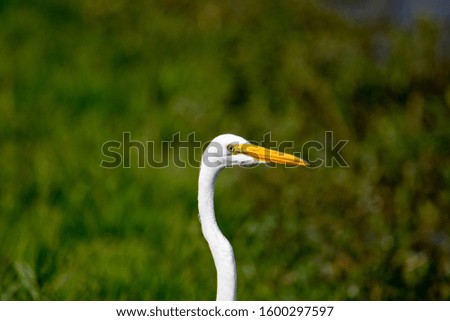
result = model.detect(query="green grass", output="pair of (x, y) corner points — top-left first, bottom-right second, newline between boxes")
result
(0, 0), (449, 300)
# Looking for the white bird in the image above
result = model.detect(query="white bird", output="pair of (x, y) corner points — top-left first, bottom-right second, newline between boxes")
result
(198, 134), (308, 300)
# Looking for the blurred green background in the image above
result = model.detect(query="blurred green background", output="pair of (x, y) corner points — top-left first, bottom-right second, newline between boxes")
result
(1, 0), (449, 300)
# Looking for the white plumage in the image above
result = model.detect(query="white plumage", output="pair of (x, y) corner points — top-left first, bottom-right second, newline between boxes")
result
(198, 134), (308, 300)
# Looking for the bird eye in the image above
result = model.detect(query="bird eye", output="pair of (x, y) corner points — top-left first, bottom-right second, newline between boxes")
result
(226, 144), (234, 153)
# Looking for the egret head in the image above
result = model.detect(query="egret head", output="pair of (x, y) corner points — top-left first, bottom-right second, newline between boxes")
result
(202, 134), (309, 169)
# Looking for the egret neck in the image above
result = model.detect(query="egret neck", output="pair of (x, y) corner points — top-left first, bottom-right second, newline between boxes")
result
(198, 163), (237, 301)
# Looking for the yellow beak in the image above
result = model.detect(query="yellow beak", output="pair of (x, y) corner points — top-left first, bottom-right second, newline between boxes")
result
(233, 144), (309, 166)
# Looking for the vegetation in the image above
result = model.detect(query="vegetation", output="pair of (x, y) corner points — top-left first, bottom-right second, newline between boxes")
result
(0, 0), (449, 300)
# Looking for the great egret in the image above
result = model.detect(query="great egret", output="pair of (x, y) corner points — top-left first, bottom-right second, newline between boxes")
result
(198, 134), (308, 300)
